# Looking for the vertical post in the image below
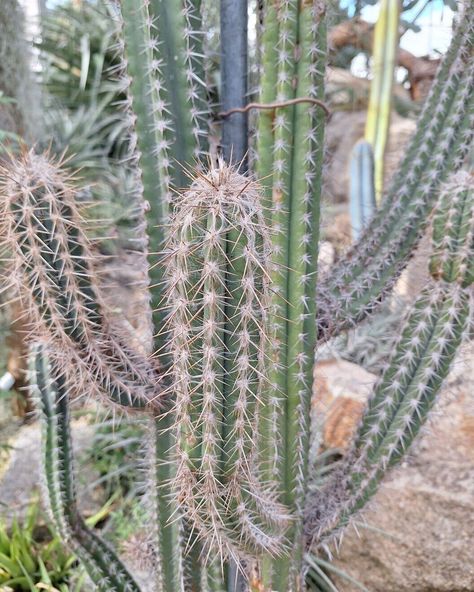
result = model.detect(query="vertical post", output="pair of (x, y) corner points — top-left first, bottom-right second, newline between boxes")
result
(220, 0), (248, 168)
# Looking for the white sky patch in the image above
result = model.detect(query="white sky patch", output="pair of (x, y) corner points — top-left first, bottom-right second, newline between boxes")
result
(351, 3), (454, 79)
(362, 3), (454, 56)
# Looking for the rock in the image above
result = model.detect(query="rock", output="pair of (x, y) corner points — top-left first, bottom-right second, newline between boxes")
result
(322, 342), (474, 592)
(313, 359), (376, 450)
(323, 111), (417, 204)
(0, 418), (104, 523)
(318, 241), (336, 275)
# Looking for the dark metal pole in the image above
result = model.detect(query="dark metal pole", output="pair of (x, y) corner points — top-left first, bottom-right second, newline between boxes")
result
(220, 0), (248, 169)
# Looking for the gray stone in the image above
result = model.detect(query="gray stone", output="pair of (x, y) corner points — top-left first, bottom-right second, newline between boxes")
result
(0, 418), (103, 522)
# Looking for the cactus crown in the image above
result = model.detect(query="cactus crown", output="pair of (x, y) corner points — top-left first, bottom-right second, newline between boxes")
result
(1, 1), (473, 591)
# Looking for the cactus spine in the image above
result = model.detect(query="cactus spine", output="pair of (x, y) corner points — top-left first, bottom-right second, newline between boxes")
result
(0, 1), (472, 591)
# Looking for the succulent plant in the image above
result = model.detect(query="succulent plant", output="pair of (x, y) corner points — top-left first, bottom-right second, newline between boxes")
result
(0, 1), (473, 591)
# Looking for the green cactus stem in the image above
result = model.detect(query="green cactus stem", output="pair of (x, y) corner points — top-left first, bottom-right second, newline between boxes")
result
(306, 171), (474, 550)
(430, 171), (474, 286)
(30, 343), (141, 592)
(253, 2), (279, 211)
(0, 150), (160, 410)
(349, 140), (376, 240)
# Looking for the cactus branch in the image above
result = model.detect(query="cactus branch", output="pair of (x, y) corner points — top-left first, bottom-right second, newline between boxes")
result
(317, 11), (474, 341)
(163, 161), (290, 560)
(0, 150), (161, 410)
(30, 343), (141, 591)
(306, 171), (474, 551)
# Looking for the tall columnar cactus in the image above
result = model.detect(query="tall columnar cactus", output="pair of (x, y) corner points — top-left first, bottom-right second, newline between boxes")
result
(364, 0), (400, 202)
(1, 1), (473, 592)
(29, 343), (141, 592)
(163, 162), (290, 559)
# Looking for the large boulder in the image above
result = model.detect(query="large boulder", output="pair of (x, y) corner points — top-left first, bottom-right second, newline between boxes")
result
(314, 344), (474, 591)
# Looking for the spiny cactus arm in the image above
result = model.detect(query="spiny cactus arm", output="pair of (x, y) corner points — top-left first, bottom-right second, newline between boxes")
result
(0, 150), (160, 410)
(317, 21), (474, 341)
(349, 140), (376, 240)
(306, 172), (474, 550)
(163, 163), (290, 560)
(429, 172), (474, 287)
(182, 0), (210, 159)
(263, 0), (300, 489)
(30, 344), (141, 592)
(307, 283), (470, 549)
(384, 2), (473, 201)
(364, 0), (400, 202)
(117, 0), (173, 349)
(118, 0), (172, 211)
(150, 416), (186, 592)
(274, 3), (327, 589)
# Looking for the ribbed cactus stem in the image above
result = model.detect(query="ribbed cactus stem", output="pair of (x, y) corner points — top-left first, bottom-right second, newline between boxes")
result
(317, 14), (474, 340)
(386, 3), (473, 201)
(182, 0), (210, 160)
(0, 150), (159, 410)
(430, 171), (474, 286)
(349, 140), (376, 240)
(254, 1), (279, 213)
(264, 0), (299, 489)
(163, 161), (290, 560)
(306, 171), (474, 550)
(276, 3), (326, 589)
(150, 0), (207, 184)
(30, 343), (141, 592)
(118, 0), (172, 212)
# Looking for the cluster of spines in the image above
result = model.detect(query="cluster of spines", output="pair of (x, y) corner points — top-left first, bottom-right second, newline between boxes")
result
(30, 343), (141, 592)
(430, 171), (474, 287)
(162, 161), (290, 561)
(317, 2), (474, 341)
(0, 150), (160, 410)
(305, 171), (474, 551)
